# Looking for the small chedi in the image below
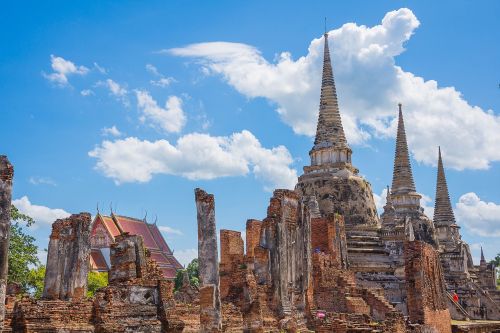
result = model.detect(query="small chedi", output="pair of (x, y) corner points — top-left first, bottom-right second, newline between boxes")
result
(0, 32), (499, 333)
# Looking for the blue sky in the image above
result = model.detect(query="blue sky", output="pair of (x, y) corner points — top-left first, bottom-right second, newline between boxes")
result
(1, 1), (499, 266)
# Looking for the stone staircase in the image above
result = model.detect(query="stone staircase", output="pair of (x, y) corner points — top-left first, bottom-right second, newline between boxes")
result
(346, 233), (393, 273)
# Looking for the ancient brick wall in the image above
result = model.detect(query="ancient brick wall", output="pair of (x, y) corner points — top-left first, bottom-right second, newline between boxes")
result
(405, 240), (451, 333)
(245, 219), (262, 260)
(109, 234), (146, 283)
(42, 213), (91, 300)
(311, 214), (348, 268)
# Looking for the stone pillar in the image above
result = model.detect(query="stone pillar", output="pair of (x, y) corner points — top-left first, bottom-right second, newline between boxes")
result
(0, 156), (13, 326)
(42, 213), (91, 300)
(109, 234), (146, 284)
(195, 188), (221, 332)
(405, 240), (451, 333)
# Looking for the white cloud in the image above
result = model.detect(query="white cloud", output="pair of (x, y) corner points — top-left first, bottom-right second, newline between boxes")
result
(174, 248), (197, 267)
(12, 196), (70, 225)
(29, 176), (57, 186)
(88, 130), (297, 190)
(135, 90), (186, 133)
(101, 125), (123, 137)
(93, 62), (107, 74)
(43, 55), (89, 86)
(158, 225), (183, 235)
(169, 8), (500, 170)
(98, 79), (129, 106)
(151, 77), (175, 87)
(81, 89), (94, 96)
(146, 64), (175, 87)
(455, 192), (500, 237)
(146, 64), (160, 76)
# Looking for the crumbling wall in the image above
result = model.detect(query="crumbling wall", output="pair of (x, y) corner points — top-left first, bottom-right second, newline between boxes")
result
(405, 241), (451, 333)
(195, 188), (222, 332)
(93, 233), (172, 333)
(311, 214), (348, 268)
(109, 234), (146, 283)
(43, 213), (92, 300)
(259, 189), (311, 321)
(0, 156), (14, 326)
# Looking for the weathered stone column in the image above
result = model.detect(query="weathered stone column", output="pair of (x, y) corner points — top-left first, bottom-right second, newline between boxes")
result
(195, 188), (221, 332)
(42, 213), (91, 300)
(0, 156), (13, 326)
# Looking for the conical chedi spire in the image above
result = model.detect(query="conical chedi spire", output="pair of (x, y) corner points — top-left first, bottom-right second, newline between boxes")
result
(313, 32), (349, 150)
(391, 104), (416, 195)
(433, 147), (456, 226)
(480, 246), (486, 266)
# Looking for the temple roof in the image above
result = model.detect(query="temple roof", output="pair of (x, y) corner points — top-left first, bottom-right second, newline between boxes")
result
(313, 33), (349, 151)
(433, 147), (456, 226)
(91, 213), (183, 274)
(391, 104), (417, 195)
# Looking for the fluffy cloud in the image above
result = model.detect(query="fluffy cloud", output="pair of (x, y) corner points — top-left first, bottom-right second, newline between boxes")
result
(101, 125), (123, 137)
(456, 192), (500, 237)
(158, 225), (183, 235)
(43, 55), (89, 86)
(81, 89), (94, 96)
(169, 8), (500, 170)
(12, 196), (70, 225)
(174, 248), (197, 267)
(135, 90), (186, 133)
(98, 79), (129, 106)
(88, 130), (297, 190)
(146, 64), (175, 87)
(29, 176), (57, 186)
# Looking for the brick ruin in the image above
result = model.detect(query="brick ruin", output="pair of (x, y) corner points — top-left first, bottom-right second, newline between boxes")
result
(1, 31), (499, 333)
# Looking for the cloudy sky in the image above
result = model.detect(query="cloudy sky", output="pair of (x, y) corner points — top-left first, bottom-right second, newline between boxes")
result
(1, 1), (499, 266)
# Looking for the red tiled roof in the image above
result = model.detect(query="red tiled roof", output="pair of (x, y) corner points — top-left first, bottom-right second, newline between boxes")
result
(160, 267), (178, 279)
(90, 249), (108, 271)
(149, 252), (173, 266)
(147, 224), (173, 253)
(147, 224), (183, 269)
(113, 215), (159, 249)
(101, 215), (121, 238)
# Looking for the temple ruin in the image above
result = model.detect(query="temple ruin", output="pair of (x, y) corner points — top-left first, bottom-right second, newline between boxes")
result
(0, 32), (499, 332)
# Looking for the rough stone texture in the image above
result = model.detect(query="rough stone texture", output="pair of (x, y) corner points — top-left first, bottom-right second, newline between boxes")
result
(43, 212), (92, 300)
(0, 156), (13, 327)
(405, 240), (452, 333)
(311, 213), (348, 268)
(297, 173), (379, 228)
(195, 188), (222, 332)
(109, 234), (146, 283)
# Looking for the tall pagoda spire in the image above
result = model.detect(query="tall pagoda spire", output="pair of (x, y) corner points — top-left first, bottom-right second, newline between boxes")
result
(433, 147), (456, 226)
(480, 246), (487, 266)
(310, 33), (352, 169)
(313, 32), (348, 150)
(391, 104), (416, 195)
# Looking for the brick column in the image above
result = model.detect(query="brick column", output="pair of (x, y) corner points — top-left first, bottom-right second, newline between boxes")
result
(195, 188), (221, 332)
(0, 156), (13, 326)
(43, 213), (91, 300)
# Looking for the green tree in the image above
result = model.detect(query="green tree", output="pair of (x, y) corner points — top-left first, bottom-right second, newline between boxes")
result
(26, 265), (46, 298)
(9, 205), (41, 292)
(87, 271), (108, 297)
(174, 258), (199, 291)
(490, 253), (500, 267)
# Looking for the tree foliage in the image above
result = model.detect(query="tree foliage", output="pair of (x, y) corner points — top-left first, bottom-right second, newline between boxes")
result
(174, 258), (199, 291)
(26, 265), (46, 298)
(87, 271), (108, 297)
(9, 205), (40, 292)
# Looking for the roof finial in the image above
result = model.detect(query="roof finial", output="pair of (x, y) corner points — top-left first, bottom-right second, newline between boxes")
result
(143, 210), (148, 222)
(110, 202), (113, 215)
(96, 202), (100, 215)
